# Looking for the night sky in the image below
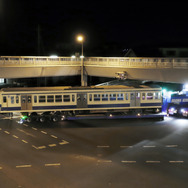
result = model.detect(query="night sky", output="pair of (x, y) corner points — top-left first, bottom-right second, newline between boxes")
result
(1, 0), (188, 57)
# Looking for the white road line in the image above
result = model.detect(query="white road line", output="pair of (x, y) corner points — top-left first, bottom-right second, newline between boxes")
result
(120, 146), (133, 148)
(0, 167), (2, 170)
(166, 145), (178, 148)
(12, 135), (19, 139)
(38, 146), (46, 149)
(143, 146), (156, 148)
(121, 161), (136, 163)
(41, 131), (47, 134)
(0, 128), (2, 131)
(97, 160), (112, 163)
(16, 165), (32, 168)
(169, 161), (184, 163)
(97, 145), (110, 148)
(48, 144), (57, 147)
(32, 127), (37, 131)
(22, 140), (28, 144)
(45, 163), (61, 167)
(51, 135), (58, 139)
(146, 161), (161, 163)
(4, 131), (10, 135)
(23, 124), (28, 127)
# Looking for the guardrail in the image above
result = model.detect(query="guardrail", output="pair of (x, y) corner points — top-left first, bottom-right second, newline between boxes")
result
(0, 56), (188, 69)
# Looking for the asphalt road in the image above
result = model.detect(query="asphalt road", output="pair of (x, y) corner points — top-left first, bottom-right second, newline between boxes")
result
(0, 114), (188, 188)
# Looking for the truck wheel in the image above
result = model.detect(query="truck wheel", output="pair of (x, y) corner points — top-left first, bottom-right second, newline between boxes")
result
(39, 116), (45, 123)
(52, 116), (59, 122)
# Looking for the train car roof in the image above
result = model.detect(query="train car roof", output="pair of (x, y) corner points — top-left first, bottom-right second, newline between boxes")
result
(0, 85), (161, 92)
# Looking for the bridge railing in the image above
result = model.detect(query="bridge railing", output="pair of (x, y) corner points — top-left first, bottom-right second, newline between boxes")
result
(0, 56), (188, 69)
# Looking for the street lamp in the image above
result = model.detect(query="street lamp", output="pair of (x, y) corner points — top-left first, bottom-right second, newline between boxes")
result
(76, 34), (86, 86)
(76, 34), (84, 57)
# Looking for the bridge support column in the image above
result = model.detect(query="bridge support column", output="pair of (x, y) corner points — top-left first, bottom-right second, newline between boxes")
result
(81, 59), (87, 86)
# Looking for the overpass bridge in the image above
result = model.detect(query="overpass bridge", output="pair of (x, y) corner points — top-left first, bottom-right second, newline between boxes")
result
(0, 56), (188, 85)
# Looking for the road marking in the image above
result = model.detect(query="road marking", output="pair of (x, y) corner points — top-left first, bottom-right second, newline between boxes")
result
(17, 128), (35, 137)
(0, 167), (2, 170)
(12, 135), (19, 139)
(51, 135), (58, 139)
(97, 160), (112, 163)
(41, 131), (47, 135)
(16, 165), (32, 168)
(0, 128), (2, 131)
(143, 146), (156, 148)
(146, 161), (161, 163)
(22, 140), (28, 144)
(59, 140), (69, 145)
(48, 144), (57, 147)
(4, 131), (10, 134)
(32, 145), (38, 150)
(97, 145), (110, 148)
(23, 124), (28, 127)
(38, 146), (46, 149)
(45, 163), (61, 167)
(32, 127), (37, 131)
(120, 146), (133, 148)
(166, 145), (178, 148)
(169, 161), (184, 163)
(121, 161), (136, 163)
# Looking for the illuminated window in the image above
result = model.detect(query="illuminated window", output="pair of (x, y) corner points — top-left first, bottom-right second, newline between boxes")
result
(147, 93), (153, 100)
(102, 94), (108, 101)
(0, 78), (4, 83)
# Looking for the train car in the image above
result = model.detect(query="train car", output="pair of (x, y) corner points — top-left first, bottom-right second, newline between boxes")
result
(0, 85), (162, 122)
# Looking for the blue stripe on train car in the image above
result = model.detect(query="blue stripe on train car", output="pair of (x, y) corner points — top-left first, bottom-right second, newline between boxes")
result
(88, 104), (130, 108)
(1, 107), (21, 111)
(33, 105), (77, 110)
(140, 103), (161, 107)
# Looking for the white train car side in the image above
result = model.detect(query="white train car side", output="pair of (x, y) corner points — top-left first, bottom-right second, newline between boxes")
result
(0, 85), (162, 122)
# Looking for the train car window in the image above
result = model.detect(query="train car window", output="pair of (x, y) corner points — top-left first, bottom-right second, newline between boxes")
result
(72, 95), (75, 102)
(154, 92), (161, 100)
(11, 96), (14, 104)
(55, 95), (62, 102)
(94, 94), (100, 101)
(63, 95), (70, 102)
(102, 94), (108, 101)
(110, 94), (116, 101)
(136, 93), (140, 99)
(47, 95), (54, 102)
(39, 96), (46, 103)
(147, 93), (153, 100)
(142, 93), (146, 100)
(34, 96), (37, 103)
(3, 96), (6, 103)
(27, 96), (32, 103)
(89, 94), (92, 101)
(117, 93), (124, 100)
(16, 96), (19, 104)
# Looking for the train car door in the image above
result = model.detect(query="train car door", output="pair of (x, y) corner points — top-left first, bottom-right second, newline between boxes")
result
(130, 92), (140, 107)
(77, 93), (87, 108)
(21, 95), (32, 110)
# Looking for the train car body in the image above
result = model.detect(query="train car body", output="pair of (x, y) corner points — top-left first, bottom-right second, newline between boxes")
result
(0, 85), (162, 121)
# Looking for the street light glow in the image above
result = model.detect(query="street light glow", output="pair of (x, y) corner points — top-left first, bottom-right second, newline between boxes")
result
(77, 35), (84, 42)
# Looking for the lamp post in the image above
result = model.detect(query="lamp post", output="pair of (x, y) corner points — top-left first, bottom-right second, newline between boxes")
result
(76, 34), (86, 86)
